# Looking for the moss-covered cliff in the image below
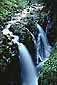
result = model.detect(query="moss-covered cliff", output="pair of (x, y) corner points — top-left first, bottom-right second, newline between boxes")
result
(39, 43), (57, 85)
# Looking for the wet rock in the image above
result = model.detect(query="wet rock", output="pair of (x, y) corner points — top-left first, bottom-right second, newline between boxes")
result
(0, 25), (4, 31)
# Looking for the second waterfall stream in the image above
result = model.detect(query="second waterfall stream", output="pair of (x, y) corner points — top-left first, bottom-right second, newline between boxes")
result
(2, 6), (51, 84)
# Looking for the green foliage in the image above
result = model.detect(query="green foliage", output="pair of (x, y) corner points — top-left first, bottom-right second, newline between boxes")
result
(16, 0), (27, 8)
(0, 32), (21, 84)
(0, 0), (27, 21)
(43, 45), (57, 72)
(0, 32), (18, 72)
(39, 44), (57, 85)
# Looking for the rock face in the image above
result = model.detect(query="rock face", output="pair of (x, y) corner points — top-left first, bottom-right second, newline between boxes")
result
(0, 32), (21, 85)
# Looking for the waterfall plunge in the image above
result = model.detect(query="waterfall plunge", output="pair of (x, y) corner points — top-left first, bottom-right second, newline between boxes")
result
(2, 24), (38, 85)
(2, 16), (51, 85)
(18, 43), (37, 85)
(12, 35), (38, 85)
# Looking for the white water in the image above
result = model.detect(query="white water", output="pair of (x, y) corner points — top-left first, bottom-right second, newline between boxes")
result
(2, 24), (38, 85)
(36, 23), (51, 62)
(17, 43), (37, 85)
(12, 35), (38, 85)
(2, 22), (51, 85)
(2, 6), (52, 84)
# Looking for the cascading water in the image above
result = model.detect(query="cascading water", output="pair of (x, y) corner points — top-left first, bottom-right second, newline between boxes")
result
(17, 43), (37, 85)
(2, 5), (52, 84)
(2, 24), (38, 85)
(36, 23), (51, 62)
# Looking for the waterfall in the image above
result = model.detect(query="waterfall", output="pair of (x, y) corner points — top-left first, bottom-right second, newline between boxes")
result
(36, 23), (51, 62)
(2, 24), (12, 35)
(12, 35), (38, 85)
(17, 43), (37, 85)
(2, 6), (52, 84)
(2, 24), (38, 85)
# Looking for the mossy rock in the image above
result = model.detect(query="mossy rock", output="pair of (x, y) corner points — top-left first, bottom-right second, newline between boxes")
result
(39, 43), (57, 85)
(0, 32), (21, 84)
